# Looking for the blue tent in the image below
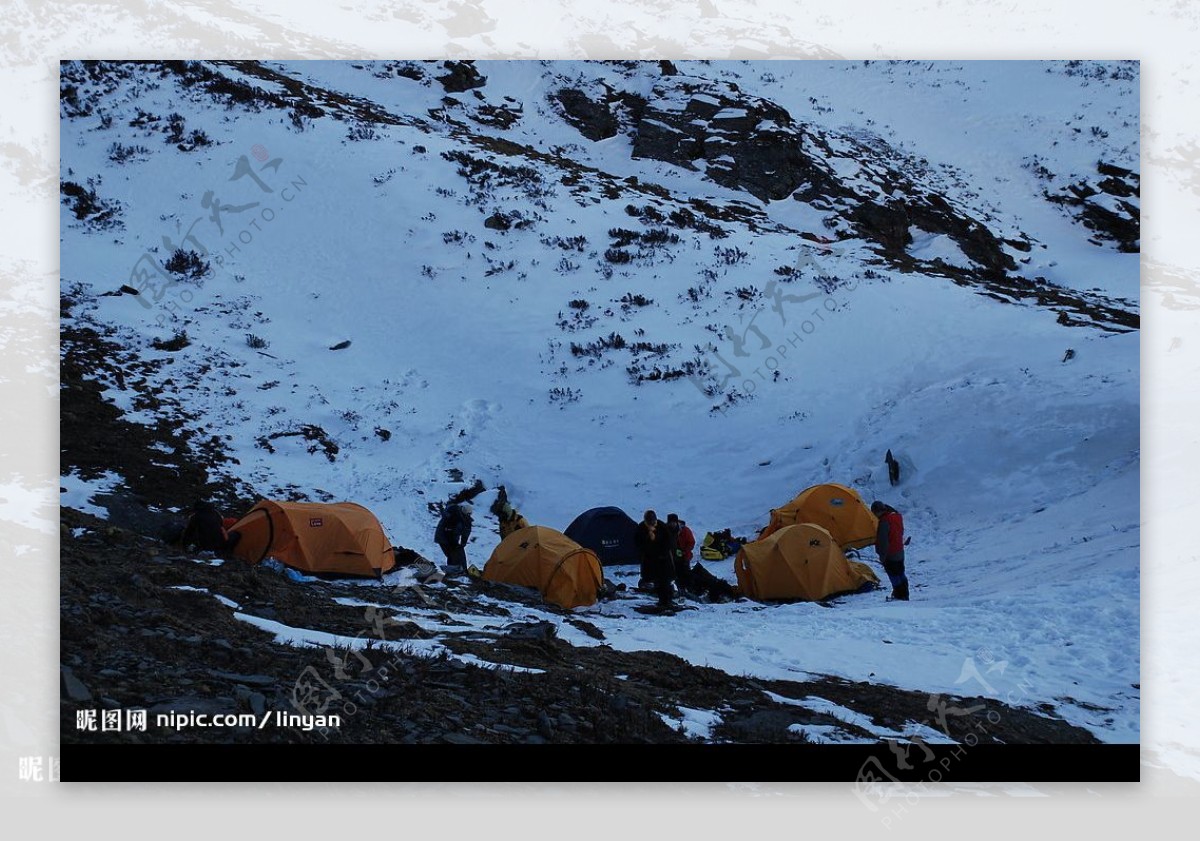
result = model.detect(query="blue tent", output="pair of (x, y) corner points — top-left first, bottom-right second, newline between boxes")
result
(564, 506), (639, 566)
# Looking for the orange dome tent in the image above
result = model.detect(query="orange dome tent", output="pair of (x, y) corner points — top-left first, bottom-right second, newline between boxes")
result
(758, 483), (877, 549)
(483, 525), (603, 610)
(229, 500), (396, 578)
(735, 523), (879, 601)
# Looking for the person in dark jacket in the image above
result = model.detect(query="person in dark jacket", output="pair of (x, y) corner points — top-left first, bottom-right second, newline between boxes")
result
(434, 502), (473, 575)
(634, 510), (677, 608)
(871, 500), (908, 600)
(666, 513), (696, 596)
(181, 500), (240, 556)
(885, 449), (901, 486)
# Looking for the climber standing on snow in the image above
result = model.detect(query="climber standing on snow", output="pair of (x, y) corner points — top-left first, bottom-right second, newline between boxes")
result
(434, 502), (473, 576)
(871, 500), (909, 601)
(666, 513), (695, 597)
(635, 509), (677, 610)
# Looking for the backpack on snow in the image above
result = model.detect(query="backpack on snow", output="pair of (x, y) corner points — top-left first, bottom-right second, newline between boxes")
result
(700, 531), (728, 560)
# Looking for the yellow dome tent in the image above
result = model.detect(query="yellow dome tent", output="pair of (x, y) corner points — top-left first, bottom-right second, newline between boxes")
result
(483, 525), (603, 610)
(735, 523), (879, 601)
(230, 500), (396, 578)
(758, 483), (878, 549)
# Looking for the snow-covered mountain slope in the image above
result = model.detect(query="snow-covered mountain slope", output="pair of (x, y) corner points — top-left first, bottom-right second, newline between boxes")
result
(59, 59), (1139, 741)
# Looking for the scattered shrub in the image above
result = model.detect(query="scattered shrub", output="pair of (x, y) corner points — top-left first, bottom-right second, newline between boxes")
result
(346, 123), (378, 142)
(548, 386), (582, 406)
(570, 332), (627, 357)
(108, 142), (149, 163)
(716, 246), (748, 265)
(151, 330), (189, 351)
(60, 179), (123, 229)
(165, 248), (210, 279)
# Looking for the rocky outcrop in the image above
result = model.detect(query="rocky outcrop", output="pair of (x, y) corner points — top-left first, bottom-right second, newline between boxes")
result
(546, 71), (1130, 330)
(1045, 161), (1140, 252)
(629, 77), (823, 203)
(551, 85), (647, 142)
(436, 60), (487, 93)
(851, 200), (911, 253)
(554, 76), (841, 204)
(852, 194), (1018, 275)
(553, 88), (620, 141)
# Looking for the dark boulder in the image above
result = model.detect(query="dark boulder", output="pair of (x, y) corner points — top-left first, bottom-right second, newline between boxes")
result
(483, 211), (511, 231)
(1045, 161), (1140, 252)
(851, 200), (911, 253)
(436, 60), (486, 93)
(629, 77), (820, 202)
(552, 88), (619, 141)
(851, 195), (1017, 274)
(61, 666), (93, 703)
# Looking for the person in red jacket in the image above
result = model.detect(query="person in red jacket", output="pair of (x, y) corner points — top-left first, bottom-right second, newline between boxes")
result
(666, 513), (695, 597)
(871, 500), (908, 600)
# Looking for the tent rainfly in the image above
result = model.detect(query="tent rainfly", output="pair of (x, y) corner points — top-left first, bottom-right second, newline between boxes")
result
(563, 506), (640, 566)
(758, 483), (878, 550)
(229, 500), (396, 578)
(483, 525), (604, 609)
(736, 523), (879, 601)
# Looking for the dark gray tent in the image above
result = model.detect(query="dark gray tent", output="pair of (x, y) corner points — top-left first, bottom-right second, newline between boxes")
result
(564, 506), (639, 566)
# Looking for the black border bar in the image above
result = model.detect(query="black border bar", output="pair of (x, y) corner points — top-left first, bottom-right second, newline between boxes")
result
(62, 743), (1139, 783)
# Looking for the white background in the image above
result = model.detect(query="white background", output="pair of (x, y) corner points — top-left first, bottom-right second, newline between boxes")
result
(3, 0), (1196, 838)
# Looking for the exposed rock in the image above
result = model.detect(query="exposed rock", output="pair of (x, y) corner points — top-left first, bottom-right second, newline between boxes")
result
(146, 696), (237, 717)
(1080, 200), (1139, 252)
(501, 621), (556, 642)
(1044, 160), (1140, 252)
(630, 77), (816, 203)
(850, 194), (1017, 275)
(208, 670), (275, 686)
(61, 666), (93, 702)
(235, 686), (267, 716)
(483, 211), (511, 231)
(435, 60), (486, 93)
(553, 88), (619, 141)
(851, 200), (911, 253)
